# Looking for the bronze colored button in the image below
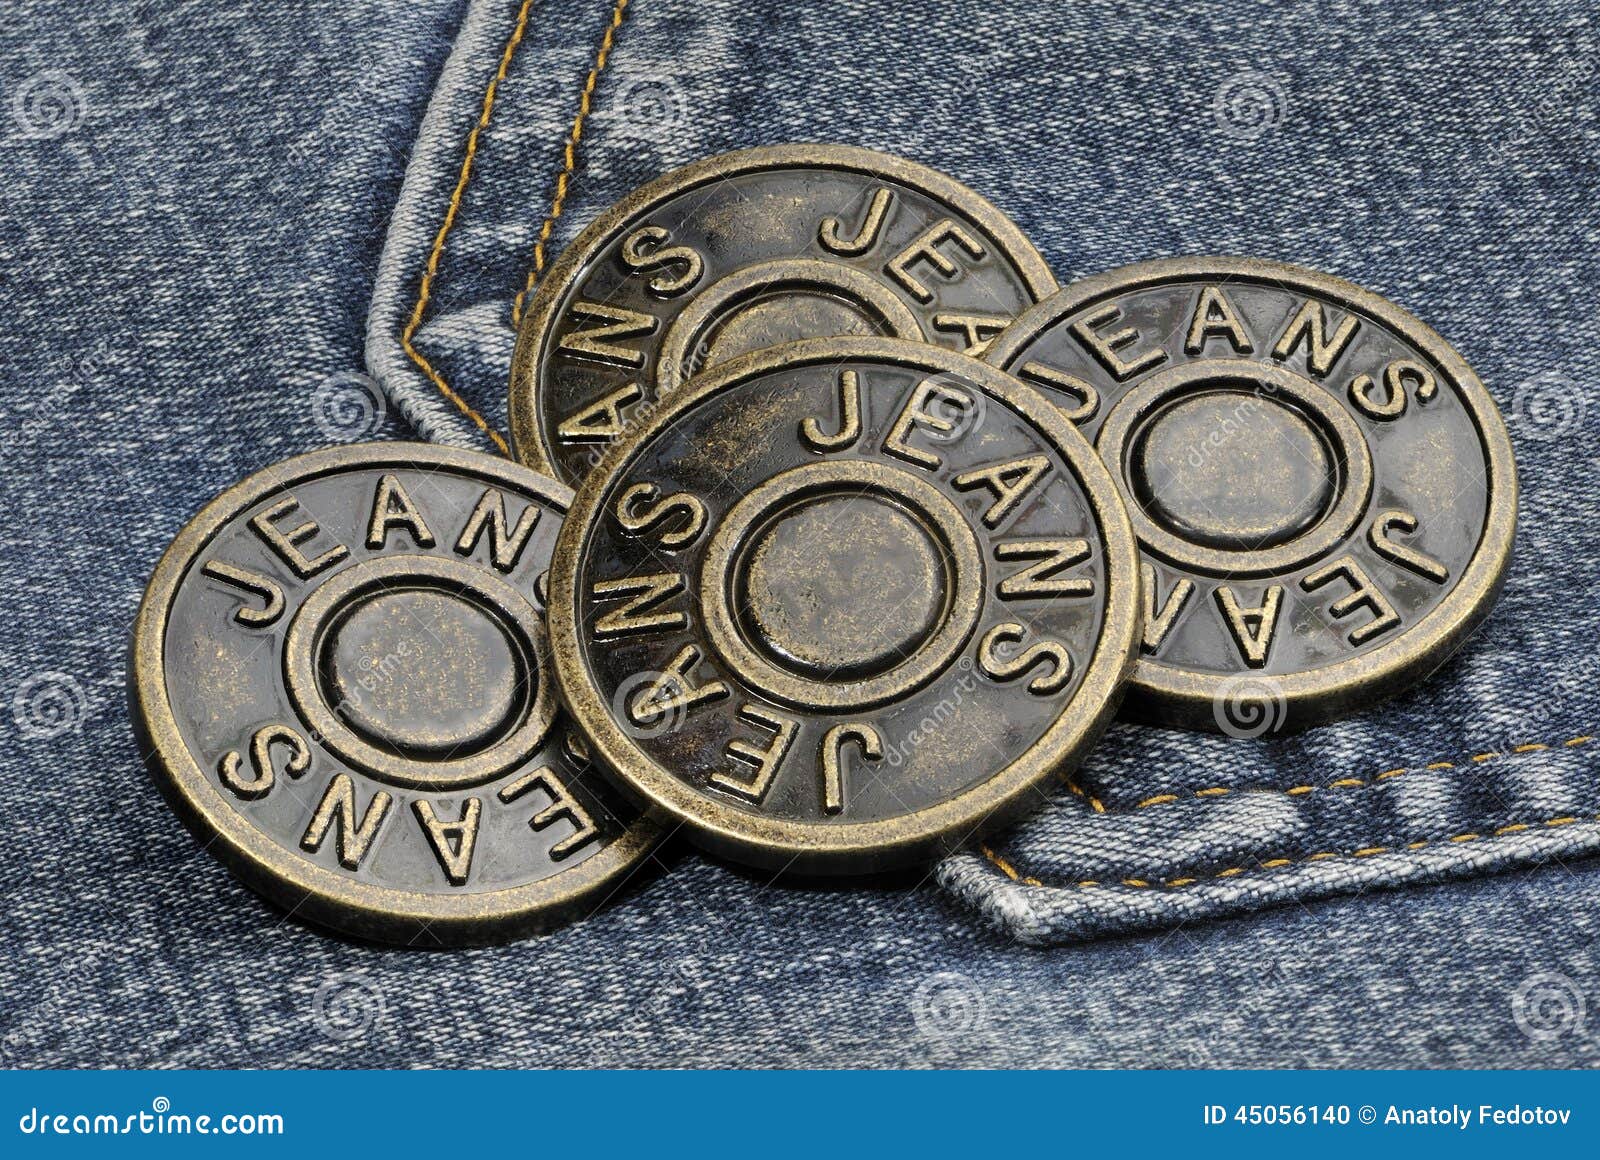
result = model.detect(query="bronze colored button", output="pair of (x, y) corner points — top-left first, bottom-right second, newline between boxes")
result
(509, 143), (1057, 486)
(548, 338), (1139, 873)
(983, 257), (1517, 733)
(129, 444), (660, 945)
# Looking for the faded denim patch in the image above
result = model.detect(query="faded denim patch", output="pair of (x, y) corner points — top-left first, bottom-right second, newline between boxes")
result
(365, 0), (1600, 944)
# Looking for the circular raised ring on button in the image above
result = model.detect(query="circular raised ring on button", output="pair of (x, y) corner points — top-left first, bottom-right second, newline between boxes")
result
(655, 258), (925, 394)
(282, 554), (556, 791)
(1095, 359), (1374, 578)
(698, 459), (984, 711)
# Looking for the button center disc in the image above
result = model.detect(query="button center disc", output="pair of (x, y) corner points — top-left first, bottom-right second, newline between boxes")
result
(1131, 387), (1336, 551)
(321, 587), (526, 759)
(738, 493), (945, 679)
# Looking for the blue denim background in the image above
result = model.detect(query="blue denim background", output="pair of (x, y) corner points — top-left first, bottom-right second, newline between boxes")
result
(1, 0), (1597, 1066)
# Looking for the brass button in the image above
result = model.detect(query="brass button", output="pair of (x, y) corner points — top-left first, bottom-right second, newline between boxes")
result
(546, 338), (1139, 873)
(984, 257), (1517, 733)
(510, 143), (1057, 486)
(129, 443), (660, 944)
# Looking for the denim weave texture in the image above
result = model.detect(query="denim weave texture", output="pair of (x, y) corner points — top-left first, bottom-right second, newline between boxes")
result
(0, 0), (1597, 1067)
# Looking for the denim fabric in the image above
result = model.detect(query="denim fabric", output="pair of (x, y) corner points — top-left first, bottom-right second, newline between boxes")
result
(2, 0), (1598, 1068)
(367, 0), (1600, 945)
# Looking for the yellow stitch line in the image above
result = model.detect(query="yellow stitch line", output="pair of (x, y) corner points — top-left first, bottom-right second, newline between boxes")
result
(400, 0), (539, 457)
(1095, 731), (1595, 816)
(979, 844), (1020, 883)
(993, 737), (1599, 893)
(510, 0), (631, 326)
(1136, 793), (1180, 808)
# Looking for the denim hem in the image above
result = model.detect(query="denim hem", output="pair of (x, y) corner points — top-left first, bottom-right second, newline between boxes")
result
(941, 816), (1600, 948)
(943, 738), (1600, 946)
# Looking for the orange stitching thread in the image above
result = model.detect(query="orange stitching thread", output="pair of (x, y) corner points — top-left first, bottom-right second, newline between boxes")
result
(1114, 733), (1595, 815)
(509, 0), (630, 326)
(980, 811), (1600, 893)
(400, 0), (542, 456)
(979, 730), (1599, 892)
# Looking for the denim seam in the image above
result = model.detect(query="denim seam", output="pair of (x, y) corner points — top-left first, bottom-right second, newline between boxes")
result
(1074, 731), (1595, 814)
(984, 736), (1595, 891)
(396, 0), (540, 456)
(397, 0), (632, 454)
(508, 0), (631, 327)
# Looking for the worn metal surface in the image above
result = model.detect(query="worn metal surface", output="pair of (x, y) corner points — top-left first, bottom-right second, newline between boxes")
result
(984, 257), (1518, 732)
(129, 444), (659, 945)
(548, 338), (1139, 873)
(509, 143), (1057, 486)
